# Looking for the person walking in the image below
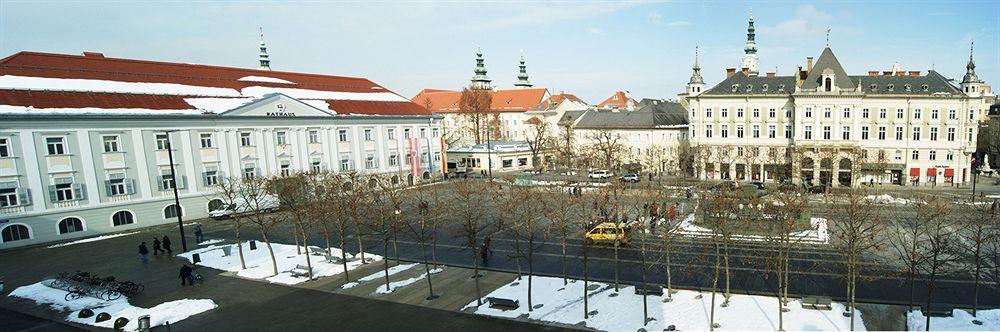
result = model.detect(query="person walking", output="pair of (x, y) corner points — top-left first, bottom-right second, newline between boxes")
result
(480, 235), (492, 265)
(138, 242), (149, 264)
(152, 238), (164, 255)
(668, 203), (677, 222)
(162, 235), (172, 254)
(179, 264), (195, 286)
(193, 225), (204, 243)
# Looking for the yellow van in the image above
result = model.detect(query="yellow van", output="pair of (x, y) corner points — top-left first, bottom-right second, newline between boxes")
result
(585, 222), (629, 246)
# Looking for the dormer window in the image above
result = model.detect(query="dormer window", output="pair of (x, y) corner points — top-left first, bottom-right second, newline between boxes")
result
(746, 84), (753, 92)
(904, 84), (911, 92)
(731, 84), (739, 92)
(824, 77), (833, 92)
(762, 84), (769, 91)
(777, 84), (785, 91)
(870, 84), (877, 91)
(921, 84), (929, 91)
(887, 84), (894, 91)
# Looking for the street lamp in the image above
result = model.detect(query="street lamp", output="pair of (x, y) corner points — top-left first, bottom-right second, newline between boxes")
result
(162, 130), (189, 252)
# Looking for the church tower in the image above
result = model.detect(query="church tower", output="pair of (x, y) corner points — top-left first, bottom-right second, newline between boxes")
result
(687, 46), (705, 96)
(514, 50), (533, 89)
(258, 27), (271, 71)
(740, 9), (758, 76)
(470, 47), (492, 90)
(961, 41), (983, 97)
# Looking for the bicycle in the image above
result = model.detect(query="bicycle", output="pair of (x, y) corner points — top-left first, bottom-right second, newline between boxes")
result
(115, 281), (145, 296)
(64, 285), (89, 301)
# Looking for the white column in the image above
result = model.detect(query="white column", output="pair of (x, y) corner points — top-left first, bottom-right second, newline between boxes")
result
(296, 128), (309, 170)
(217, 129), (232, 180)
(352, 126), (364, 171)
(258, 129), (273, 176)
(130, 129), (153, 198)
(18, 130), (45, 212)
(75, 130), (100, 205)
(224, 129), (241, 179)
(320, 127), (333, 171)
(179, 131), (198, 194)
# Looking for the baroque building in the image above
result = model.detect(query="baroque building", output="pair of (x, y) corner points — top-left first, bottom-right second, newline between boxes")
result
(681, 15), (990, 187)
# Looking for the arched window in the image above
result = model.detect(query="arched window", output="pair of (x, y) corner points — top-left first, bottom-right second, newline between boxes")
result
(164, 204), (183, 219)
(824, 77), (833, 91)
(422, 171), (431, 180)
(208, 199), (225, 212)
(58, 217), (85, 234)
(112, 211), (135, 226)
(1, 224), (30, 242)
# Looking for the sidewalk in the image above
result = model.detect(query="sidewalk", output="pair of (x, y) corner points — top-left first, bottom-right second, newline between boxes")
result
(0, 221), (563, 331)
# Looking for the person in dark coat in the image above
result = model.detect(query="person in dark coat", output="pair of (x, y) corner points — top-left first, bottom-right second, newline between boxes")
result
(162, 235), (172, 253)
(179, 264), (195, 286)
(193, 225), (204, 243)
(480, 235), (492, 265)
(152, 238), (164, 255)
(138, 242), (149, 263)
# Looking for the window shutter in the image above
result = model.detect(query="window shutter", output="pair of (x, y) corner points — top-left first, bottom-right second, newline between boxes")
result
(179, 176), (188, 189)
(72, 183), (85, 200)
(48, 185), (58, 203)
(126, 179), (136, 195)
(104, 180), (113, 196)
(17, 188), (31, 206)
(156, 176), (164, 191)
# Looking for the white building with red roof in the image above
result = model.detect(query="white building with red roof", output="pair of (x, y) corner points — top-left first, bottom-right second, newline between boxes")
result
(0, 51), (444, 248)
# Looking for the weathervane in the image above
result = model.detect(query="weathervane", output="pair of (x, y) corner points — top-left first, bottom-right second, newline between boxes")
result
(825, 27), (831, 47)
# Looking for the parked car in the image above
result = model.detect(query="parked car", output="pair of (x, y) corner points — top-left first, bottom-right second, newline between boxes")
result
(619, 173), (640, 183)
(807, 184), (828, 194)
(748, 181), (766, 190)
(209, 194), (280, 219)
(588, 169), (612, 179)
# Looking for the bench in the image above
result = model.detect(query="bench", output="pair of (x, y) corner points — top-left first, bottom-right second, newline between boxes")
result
(922, 304), (953, 317)
(633, 284), (664, 296)
(290, 264), (312, 278)
(800, 296), (832, 310)
(487, 297), (520, 310)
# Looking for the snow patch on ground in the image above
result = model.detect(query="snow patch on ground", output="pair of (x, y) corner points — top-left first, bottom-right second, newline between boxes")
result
(178, 242), (381, 285)
(467, 276), (864, 331)
(8, 281), (215, 331)
(237, 76), (296, 84)
(46, 232), (140, 249)
(674, 213), (829, 244)
(866, 194), (918, 205)
(373, 268), (443, 295)
(197, 239), (225, 246)
(341, 263), (418, 289)
(907, 309), (1000, 331)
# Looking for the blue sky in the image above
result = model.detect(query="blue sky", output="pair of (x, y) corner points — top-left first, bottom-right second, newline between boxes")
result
(1, 1), (997, 103)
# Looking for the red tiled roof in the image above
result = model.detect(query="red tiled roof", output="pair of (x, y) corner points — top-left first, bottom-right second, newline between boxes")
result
(547, 93), (587, 106)
(596, 91), (636, 109)
(0, 51), (428, 115)
(412, 88), (549, 113)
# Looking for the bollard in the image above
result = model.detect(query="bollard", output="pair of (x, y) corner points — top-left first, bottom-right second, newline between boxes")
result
(113, 317), (129, 330)
(192, 253), (201, 264)
(78, 309), (94, 318)
(95, 312), (112, 322)
(137, 315), (151, 332)
(249, 240), (257, 250)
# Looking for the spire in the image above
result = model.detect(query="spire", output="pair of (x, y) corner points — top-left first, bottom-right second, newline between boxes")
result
(741, 9), (759, 76)
(470, 46), (492, 90)
(825, 27), (831, 47)
(514, 49), (532, 88)
(258, 27), (271, 70)
(963, 40), (981, 84)
(689, 46), (704, 85)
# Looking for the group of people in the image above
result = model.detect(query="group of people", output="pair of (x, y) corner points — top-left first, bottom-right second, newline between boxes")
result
(642, 201), (680, 234)
(136, 224), (206, 286)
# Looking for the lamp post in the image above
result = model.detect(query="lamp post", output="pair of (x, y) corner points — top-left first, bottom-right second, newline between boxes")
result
(163, 130), (189, 252)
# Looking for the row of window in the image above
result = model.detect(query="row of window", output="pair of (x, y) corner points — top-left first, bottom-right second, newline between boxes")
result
(707, 124), (794, 139)
(697, 107), (973, 121)
(237, 127), (439, 148)
(701, 124), (974, 143)
(0, 205), (185, 243)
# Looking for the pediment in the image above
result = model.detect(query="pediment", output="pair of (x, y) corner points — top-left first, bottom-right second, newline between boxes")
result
(220, 93), (336, 117)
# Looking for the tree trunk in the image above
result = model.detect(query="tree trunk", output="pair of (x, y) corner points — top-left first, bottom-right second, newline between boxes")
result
(925, 251), (939, 331)
(294, 229), (301, 255)
(664, 231), (672, 299)
(641, 232), (648, 326)
(513, 235), (523, 280)
(472, 247), (483, 306)
(583, 241), (590, 320)
(340, 229), (350, 282)
(355, 221), (367, 263)
(613, 240), (620, 292)
(383, 236), (391, 292)
(322, 224), (332, 255)
(260, 227), (278, 276)
(392, 223), (400, 260)
(527, 238), (534, 312)
(431, 231), (439, 269)
(561, 232), (568, 285)
(421, 235), (435, 299)
(301, 225), (314, 280)
(973, 247), (982, 317)
(236, 226), (247, 270)
(723, 239), (731, 304)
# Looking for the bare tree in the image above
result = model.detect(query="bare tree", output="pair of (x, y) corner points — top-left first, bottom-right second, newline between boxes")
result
(887, 195), (926, 311)
(525, 116), (551, 171)
(761, 187), (810, 331)
(508, 186), (549, 311)
(270, 172), (316, 280)
(830, 187), (886, 331)
(324, 173), (357, 282)
(914, 195), (961, 331)
(365, 175), (397, 292)
(405, 182), (445, 299)
(450, 178), (490, 306)
(540, 186), (581, 285)
(957, 202), (998, 320)
(242, 175), (280, 276)
(458, 88), (494, 145)
(214, 176), (248, 270)
(341, 172), (370, 264)
(589, 130), (625, 170)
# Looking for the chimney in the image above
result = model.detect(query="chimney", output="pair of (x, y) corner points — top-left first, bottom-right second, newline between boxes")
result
(82, 52), (105, 58)
(868, 71), (879, 77)
(896, 71), (904, 77)
(806, 57), (814, 74)
(883, 71), (893, 76)
(726, 68), (736, 77)
(766, 72), (776, 78)
(741, 67), (749, 75)
(796, 66), (803, 87)
(908, 70), (920, 76)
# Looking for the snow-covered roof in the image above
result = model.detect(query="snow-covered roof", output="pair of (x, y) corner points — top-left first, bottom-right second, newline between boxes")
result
(0, 51), (428, 116)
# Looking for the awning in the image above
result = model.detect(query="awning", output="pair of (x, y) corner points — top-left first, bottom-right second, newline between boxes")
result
(927, 168), (937, 176)
(909, 168), (920, 176)
(944, 168), (955, 177)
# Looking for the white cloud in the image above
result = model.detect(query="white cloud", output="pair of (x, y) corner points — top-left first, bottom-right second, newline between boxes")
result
(647, 11), (662, 22)
(668, 20), (691, 27)
(587, 27), (606, 35)
(758, 5), (833, 39)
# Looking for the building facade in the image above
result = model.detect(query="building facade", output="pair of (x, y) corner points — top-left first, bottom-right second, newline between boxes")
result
(682, 15), (991, 187)
(0, 51), (442, 248)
